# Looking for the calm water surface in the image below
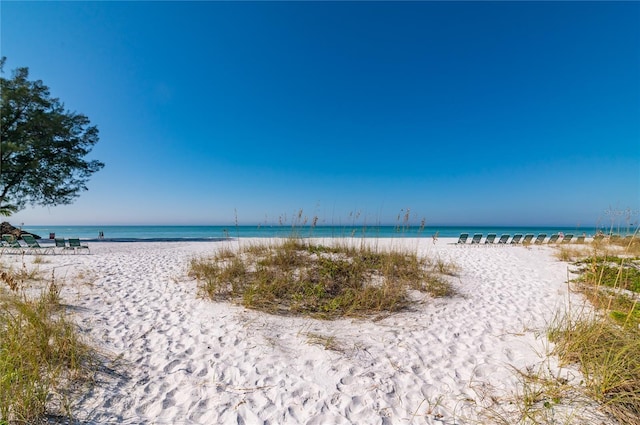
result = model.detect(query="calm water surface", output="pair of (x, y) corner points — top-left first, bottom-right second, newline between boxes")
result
(19, 225), (626, 241)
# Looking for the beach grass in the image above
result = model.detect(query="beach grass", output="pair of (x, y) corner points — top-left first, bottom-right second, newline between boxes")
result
(609, 235), (640, 256)
(481, 234), (640, 424)
(555, 246), (588, 262)
(477, 364), (581, 425)
(0, 262), (93, 423)
(547, 234), (640, 424)
(190, 237), (454, 319)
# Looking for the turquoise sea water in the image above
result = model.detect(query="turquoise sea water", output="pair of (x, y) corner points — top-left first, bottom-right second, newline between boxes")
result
(18, 224), (633, 242)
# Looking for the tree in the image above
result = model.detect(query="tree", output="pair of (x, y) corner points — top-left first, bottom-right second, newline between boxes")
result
(0, 58), (104, 216)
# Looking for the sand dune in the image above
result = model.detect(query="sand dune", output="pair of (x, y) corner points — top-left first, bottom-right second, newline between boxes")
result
(15, 238), (613, 424)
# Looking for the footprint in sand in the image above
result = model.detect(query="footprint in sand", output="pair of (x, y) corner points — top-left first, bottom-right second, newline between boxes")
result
(339, 376), (355, 385)
(286, 405), (303, 422)
(188, 399), (211, 422)
(135, 402), (150, 416)
(143, 382), (156, 395)
(163, 359), (181, 373)
(347, 395), (365, 414)
(161, 388), (177, 409)
(504, 347), (514, 362)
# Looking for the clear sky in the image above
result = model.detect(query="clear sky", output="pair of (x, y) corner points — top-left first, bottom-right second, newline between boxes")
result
(2, 1), (639, 227)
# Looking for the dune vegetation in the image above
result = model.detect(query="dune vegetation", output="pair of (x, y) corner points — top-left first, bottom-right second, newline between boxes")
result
(190, 237), (456, 319)
(0, 256), (94, 424)
(548, 234), (640, 424)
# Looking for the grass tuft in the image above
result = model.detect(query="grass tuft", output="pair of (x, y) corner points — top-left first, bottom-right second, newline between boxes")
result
(555, 246), (587, 262)
(548, 313), (640, 424)
(548, 233), (640, 424)
(190, 238), (454, 319)
(0, 264), (94, 423)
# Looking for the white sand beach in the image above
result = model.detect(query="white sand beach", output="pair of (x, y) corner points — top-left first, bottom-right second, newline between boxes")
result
(11, 238), (614, 424)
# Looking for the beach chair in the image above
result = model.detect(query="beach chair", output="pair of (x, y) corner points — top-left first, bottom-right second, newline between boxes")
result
(593, 234), (605, 243)
(533, 234), (547, 245)
(470, 234), (483, 245)
(68, 238), (90, 254)
(2, 234), (24, 254)
(54, 238), (74, 254)
(575, 235), (586, 244)
(561, 234), (573, 244)
(547, 234), (560, 244)
(510, 234), (523, 245)
(456, 233), (469, 245)
(0, 238), (10, 254)
(497, 234), (510, 245)
(22, 234), (54, 255)
(522, 234), (534, 245)
(484, 234), (497, 246)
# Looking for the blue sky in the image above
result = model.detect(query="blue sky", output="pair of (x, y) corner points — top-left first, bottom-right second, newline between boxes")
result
(2, 1), (639, 227)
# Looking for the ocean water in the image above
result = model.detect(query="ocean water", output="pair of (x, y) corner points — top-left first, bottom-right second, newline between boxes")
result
(17, 224), (627, 242)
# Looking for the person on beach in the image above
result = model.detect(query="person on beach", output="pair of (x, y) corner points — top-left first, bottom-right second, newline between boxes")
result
(99, 231), (104, 239)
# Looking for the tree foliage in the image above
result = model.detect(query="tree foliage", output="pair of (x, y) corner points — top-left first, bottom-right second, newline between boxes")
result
(0, 58), (104, 215)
